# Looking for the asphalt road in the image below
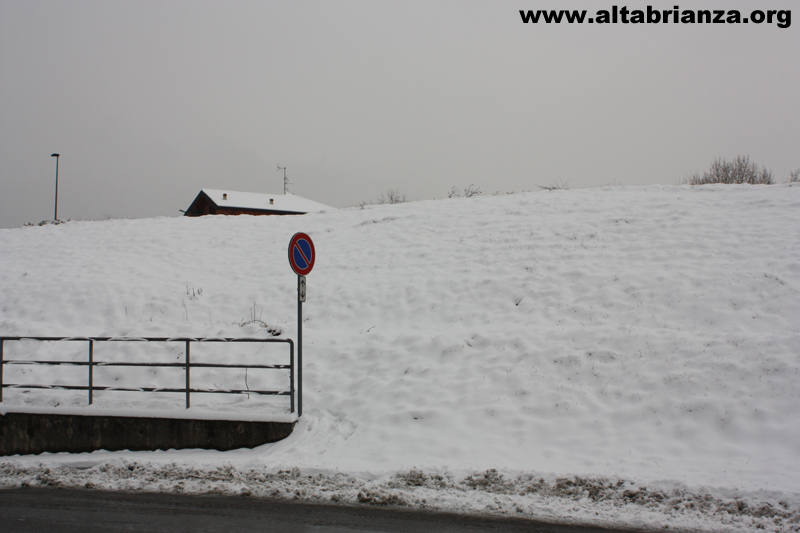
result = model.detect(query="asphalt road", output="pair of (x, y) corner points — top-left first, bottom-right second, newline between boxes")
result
(0, 487), (648, 533)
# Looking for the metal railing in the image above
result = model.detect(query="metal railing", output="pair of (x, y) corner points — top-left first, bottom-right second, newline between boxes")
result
(0, 336), (297, 413)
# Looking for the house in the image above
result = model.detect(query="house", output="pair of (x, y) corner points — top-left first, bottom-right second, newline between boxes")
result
(183, 189), (332, 217)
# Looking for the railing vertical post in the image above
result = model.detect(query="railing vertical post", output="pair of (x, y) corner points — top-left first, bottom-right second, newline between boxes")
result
(185, 340), (191, 409)
(1, 339), (4, 402)
(88, 339), (94, 405)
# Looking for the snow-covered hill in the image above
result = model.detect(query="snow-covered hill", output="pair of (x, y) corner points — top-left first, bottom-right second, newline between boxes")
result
(2, 185), (799, 532)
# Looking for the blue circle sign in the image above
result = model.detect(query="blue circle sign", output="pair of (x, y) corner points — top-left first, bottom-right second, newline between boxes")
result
(288, 232), (315, 276)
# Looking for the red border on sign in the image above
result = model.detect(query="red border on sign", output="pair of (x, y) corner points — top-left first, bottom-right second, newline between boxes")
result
(288, 232), (315, 276)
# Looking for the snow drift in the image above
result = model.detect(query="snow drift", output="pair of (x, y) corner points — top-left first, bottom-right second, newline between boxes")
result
(1, 184), (799, 531)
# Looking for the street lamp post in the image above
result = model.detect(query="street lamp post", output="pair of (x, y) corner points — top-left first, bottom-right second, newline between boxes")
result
(51, 153), (60, 221)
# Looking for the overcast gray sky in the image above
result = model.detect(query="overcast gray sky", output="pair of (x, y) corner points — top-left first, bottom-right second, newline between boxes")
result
(1, 0), (798, 228)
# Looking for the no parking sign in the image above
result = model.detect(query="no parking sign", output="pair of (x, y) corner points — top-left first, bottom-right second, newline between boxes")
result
(288, 232), (314, 417)
(288, 232), (315, 277)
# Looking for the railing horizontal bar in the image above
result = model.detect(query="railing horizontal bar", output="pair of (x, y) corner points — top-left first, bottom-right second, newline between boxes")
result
(189, 389), (290, 395)
(1, 361), (289, 369)
(0, 336), (290, 343)
(182, 363), (290, 369)
(94, 362), (290, 369)
(2, 361), (90, 366)
(2, 384), (290, 396)
(1, 384), (89, 391)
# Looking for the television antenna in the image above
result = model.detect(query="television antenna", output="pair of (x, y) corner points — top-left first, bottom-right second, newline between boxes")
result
(277, 164), (289, 194)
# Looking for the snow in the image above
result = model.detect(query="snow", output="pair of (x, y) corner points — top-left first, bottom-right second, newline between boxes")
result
(1, 184), (799, 531)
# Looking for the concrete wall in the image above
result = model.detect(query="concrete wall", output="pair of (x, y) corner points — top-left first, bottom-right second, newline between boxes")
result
(0, 412), (295, 455)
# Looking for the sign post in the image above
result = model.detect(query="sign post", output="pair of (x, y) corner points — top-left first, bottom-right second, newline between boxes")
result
(288, 232), (315, 417)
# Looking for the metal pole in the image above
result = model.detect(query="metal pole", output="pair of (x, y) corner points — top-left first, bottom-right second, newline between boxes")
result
(88, 339), (94, 405)
(185, 340), (191, 409)
(51, 154), (60, 220)
(289, 340), (295, 414)
(297, 275), (303, 417)
(1, 339), (4, 402)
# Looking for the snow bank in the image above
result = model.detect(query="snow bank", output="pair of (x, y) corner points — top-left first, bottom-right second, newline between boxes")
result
(2, 184), (799, 531)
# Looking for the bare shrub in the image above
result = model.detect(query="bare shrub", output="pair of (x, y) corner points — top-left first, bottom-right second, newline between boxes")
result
(787, 168), (800, 183)
(535, 179), (571, 191)
(236, 301), (281, 335)
(462, 184), (482, 198)
(447, 185), (482, 198)
(358, 188), (408, 207)
(688, 156), (773, 185)
(377, 188), (407, 205)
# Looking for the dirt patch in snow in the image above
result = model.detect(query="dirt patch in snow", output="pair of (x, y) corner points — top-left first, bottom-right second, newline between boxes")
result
(1, 462), (797, 532)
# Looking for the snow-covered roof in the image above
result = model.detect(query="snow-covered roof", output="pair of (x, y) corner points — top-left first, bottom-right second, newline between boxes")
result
(202, 189), (332, 214)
